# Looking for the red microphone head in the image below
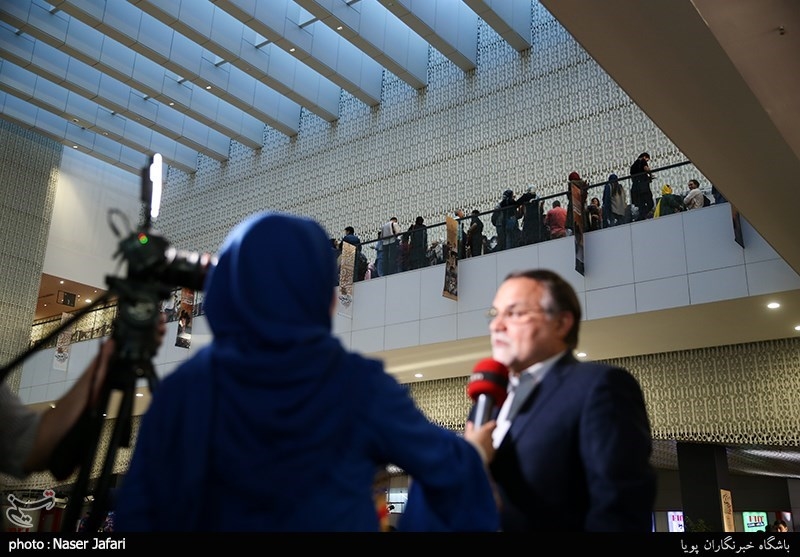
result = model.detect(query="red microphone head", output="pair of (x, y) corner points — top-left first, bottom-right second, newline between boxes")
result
(466, 358), (510, 405)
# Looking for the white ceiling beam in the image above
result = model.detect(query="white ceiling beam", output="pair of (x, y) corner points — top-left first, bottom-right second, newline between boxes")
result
(51, 0), (301, 136)
(0, 90), (147, 175)
(133, 0), (342, 122)
(379, 0), (478, 72)
(0, 59), (199, 173)
(462, 0), (532, 52)
(296, 0), (429, 90)
(0, 23), (229, 163)
(213, 0), (383, 106)
(0, 0), (262, 150)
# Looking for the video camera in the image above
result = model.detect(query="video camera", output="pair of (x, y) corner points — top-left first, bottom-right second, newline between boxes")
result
(104, 153), (215, 392)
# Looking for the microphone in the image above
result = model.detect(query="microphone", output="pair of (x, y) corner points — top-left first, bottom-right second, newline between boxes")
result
(466, 358), (509, 428)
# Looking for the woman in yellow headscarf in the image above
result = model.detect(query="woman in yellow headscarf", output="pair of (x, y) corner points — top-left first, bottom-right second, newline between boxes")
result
(653, 184), (685, 217)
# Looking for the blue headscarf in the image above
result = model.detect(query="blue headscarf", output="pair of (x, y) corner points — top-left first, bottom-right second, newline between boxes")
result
(204, 211), (338, 344)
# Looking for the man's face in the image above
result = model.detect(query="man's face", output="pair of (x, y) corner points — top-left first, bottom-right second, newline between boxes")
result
(489, 277), (573, 374)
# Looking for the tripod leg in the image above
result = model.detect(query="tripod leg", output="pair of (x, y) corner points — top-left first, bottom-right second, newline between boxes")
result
(80, 372), (137, 534)
(59, 379), (114, 533)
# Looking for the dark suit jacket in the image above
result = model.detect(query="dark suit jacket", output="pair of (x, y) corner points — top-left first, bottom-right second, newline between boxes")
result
(487, 353), (656, 532)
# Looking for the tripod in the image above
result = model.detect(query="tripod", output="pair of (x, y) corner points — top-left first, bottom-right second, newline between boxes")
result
(55, 277), (165, 533)
(0, 286), (158, 533)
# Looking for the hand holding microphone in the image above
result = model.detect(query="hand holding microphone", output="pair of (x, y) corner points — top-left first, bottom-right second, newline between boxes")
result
(465, 358), (509, 465)
(467, 358), (510, 428)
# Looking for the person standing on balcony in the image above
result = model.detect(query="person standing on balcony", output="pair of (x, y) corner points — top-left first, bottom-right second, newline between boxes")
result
(602, 173), (627, 227)
(518, 188), (545, 245)
(380, 216), (401, 276)
(499, 189), (520, 250)
(466, 209), (484, 256)
(408, 216), (428, 270)
(630, 152), (654, 220)
(684, 179), (705, 210)
(340, 226), (367, 281)
(544, 200), (567, 239)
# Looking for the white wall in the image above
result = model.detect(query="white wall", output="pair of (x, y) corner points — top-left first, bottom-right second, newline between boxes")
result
(42, 148), (143, 289)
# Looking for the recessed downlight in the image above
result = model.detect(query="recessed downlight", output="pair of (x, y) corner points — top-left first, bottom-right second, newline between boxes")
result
(767, 302), (780, 309)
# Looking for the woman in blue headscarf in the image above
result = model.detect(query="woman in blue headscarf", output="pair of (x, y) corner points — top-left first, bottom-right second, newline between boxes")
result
(114, 211), (499, 532)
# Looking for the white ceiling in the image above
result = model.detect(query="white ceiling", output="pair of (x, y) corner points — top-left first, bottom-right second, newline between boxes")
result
(10, 1), (800, 477)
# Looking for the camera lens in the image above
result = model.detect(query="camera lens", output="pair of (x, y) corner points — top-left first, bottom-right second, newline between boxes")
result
(160, 248), (217, 291)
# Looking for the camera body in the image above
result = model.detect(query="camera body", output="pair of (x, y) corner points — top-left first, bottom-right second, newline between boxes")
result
(109, 225), (215, 385)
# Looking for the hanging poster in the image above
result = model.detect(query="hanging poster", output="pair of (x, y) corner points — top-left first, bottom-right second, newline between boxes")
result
(570, 181), (587, 276)
(720, 489), (735, 532)
(442, 216), (459, 300)
(337, 241), (355, 317)
(731, 204), (744, 248)
(53, 313), (74, 371)
(175, 288), (194, 349)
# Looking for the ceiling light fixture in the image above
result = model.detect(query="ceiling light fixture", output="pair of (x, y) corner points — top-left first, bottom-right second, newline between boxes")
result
(767, 302), (780, 309)
(414, 373), (423, 378)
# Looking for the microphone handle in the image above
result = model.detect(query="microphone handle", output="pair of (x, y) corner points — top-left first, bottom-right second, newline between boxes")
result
(472, 393), (494, 428)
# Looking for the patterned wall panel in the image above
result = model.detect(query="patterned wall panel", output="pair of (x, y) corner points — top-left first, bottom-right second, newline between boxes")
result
(153, 7), (699, 257)
(410, 339), (800, 448)
(0, 120), (61, 391)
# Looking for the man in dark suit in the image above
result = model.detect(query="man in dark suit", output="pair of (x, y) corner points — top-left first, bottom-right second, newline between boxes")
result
(480, 269), (656, 531)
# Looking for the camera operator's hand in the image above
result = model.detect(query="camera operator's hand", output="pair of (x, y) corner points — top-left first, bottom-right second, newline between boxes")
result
(24, 338), (115, 474)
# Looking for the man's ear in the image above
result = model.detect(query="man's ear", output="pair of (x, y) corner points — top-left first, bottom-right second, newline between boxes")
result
(556, 311), (575, 340)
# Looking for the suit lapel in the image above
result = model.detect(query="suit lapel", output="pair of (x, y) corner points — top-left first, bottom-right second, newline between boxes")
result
(508, 353), (576, 421)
